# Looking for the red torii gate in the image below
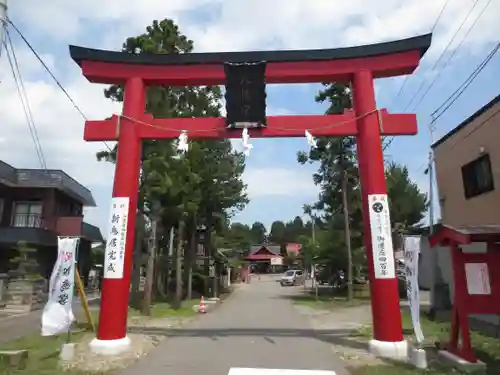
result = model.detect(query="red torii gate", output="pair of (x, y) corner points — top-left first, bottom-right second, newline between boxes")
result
(70, 33), (432, 358)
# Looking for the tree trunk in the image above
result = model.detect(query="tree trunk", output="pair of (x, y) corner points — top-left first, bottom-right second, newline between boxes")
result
(341, 167), (354, 301)
(173, 218), (185, 309)
(153, 222), (166, 298)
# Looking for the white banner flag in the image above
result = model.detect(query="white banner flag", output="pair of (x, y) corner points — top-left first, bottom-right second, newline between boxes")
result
(41, 237), (78, 336)
(368, 194), (396, 279)
(104, 197), (130, 279)
(404, 235), (424, 343)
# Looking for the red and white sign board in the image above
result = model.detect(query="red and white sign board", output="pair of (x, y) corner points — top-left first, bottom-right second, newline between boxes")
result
(465, 262), (491, 295)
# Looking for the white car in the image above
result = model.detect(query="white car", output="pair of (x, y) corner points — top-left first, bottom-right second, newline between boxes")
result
(280, 269), (304, 286)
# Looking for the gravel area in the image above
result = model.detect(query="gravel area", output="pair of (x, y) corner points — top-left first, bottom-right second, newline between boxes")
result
(293, 303), (385, 369)
(60, 315), (194, 373)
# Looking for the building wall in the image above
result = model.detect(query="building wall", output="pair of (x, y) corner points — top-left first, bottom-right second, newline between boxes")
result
(0, 187), (83, 235)
(417, 236), (434, 290)
(433, 99), (500, 226)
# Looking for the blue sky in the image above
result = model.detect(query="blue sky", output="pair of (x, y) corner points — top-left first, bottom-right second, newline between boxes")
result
(1, 0), (499, 233)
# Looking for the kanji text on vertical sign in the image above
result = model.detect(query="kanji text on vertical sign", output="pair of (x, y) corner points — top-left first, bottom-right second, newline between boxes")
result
(368, 194), (395, 279)
(104, 197), (130, 279)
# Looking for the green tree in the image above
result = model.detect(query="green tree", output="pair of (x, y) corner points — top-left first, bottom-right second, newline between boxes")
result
(96, 18), (248, 309)
(250, 222), (267, 244)
(298, 82), (428, 293)
(385, 162), (429, 230)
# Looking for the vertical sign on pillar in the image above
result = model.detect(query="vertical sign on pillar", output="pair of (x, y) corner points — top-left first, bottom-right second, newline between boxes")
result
(104, 197), (130, 279)
(368, 194), (395, 279)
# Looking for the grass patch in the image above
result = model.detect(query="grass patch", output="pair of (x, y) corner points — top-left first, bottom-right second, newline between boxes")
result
(0, 329), (95, 375)
(0, 297), (200, 375)
(350, 310), (500, 374)
(147, 299), (199, 319)
(288, 285), (371, 309)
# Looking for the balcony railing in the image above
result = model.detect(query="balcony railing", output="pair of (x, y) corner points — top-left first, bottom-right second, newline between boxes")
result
(11, 213), (44, 228)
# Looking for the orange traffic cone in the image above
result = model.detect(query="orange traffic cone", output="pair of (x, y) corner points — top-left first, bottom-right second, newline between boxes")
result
(199, 296), (207, 313)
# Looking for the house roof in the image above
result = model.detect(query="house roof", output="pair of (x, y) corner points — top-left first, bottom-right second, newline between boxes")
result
(0, 161), (96, 206)
(429, 224), (500, 247)
(431, 93), (500, 150)
(70, 34), (431, 67)
(82, 222), (104, 243)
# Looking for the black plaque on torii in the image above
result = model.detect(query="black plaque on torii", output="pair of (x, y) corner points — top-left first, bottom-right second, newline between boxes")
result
(224, 61), (267, 129)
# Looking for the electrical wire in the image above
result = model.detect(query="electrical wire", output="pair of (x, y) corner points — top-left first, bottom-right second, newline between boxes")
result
(430, 42), (499, 123)
(403, 0), (483, 113)
(410, 0), (494, 113)
(420, 41), (499, 165)
(383, 0), (452, 152)
(388, 0), (452, 110)
(3, 32), (47, 169)
(6, 18), (113, 153)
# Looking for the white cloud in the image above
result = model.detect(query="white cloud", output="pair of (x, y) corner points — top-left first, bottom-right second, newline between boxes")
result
(13, 0), (498, 54)
(2, 0), (496, 230)
(243, 168), (319, 198)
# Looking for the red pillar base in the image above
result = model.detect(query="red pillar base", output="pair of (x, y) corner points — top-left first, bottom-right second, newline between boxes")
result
(89, 336), (131, 355)
(369, 339), (408, 360)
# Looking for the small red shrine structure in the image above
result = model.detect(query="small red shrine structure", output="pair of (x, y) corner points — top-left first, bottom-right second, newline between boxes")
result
(70, 32), (432, 357)
(429, 224), (500, 363)
(245, 245), (282, 262)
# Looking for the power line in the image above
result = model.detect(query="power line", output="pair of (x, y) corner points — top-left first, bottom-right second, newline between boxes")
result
(383, 0), (452, 152)
(6, 18), (113, 153)
(410, 0), (494, 113)
(403, 0), (483, 113)
(3, 31), (47, 169)
(430, 42), (500, 123)
(388, 0), (452, 110)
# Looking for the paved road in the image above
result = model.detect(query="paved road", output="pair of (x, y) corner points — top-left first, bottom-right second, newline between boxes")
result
(121, 277), (349, 375)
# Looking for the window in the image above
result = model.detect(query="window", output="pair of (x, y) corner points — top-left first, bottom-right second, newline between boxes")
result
(461, 154), (494, 199)
(11, 201), (43, 227)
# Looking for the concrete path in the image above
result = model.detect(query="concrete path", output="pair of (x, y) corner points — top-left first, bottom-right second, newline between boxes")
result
(121, 277), (350, 375)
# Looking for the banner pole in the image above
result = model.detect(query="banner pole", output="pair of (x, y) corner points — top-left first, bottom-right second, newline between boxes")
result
(75, 267), (95, 332)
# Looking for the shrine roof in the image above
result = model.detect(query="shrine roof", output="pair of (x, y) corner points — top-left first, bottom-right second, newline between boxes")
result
(429, 224), (500, 247)
(70, 34), (431, 67)
(249, 244), (280, 254)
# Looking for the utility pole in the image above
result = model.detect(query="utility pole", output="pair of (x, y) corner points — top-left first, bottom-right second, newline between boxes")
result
(428, 149), (435, 235)
(0, 1), (7, 57)
(428, 122), (440, 315)
(174, 218), (185, 309)
(340, 154), (353, 301)
(311, 217), (316, 244)
(141, 217), (157, 315)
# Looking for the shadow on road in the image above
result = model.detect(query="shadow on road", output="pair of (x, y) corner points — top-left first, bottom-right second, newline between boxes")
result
(127, 326), (370, 351)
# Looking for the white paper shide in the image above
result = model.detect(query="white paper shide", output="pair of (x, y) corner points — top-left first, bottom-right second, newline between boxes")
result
(404, 236), (424, 343)
(104, 197), (130, 279)
(368, 194), (395, 279)
(41, 237), (78, 336)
